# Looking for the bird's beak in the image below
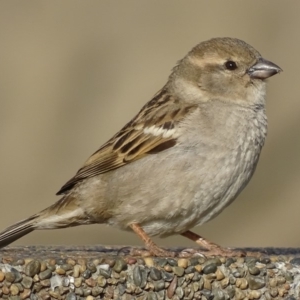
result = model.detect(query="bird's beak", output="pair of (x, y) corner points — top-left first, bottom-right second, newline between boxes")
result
(247, 58), (282, 79)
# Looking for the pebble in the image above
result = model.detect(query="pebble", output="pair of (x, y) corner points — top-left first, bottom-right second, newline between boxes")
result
(73, 265), (80, 278)
(39, 269), (52, 280)
(248, 276), (265, 290)
(216, 268), (225, 280)
(0, 249), (299, 299)
(177, 258), (189, 269)
(0, 271), (5, 282)
(249, 266), (260, 275)
(173, 267), (184, 277)
(113, 258), (127, 272)
(149, 268), (162, 281)
(56, 268), (66, 275)
(21, 276), (33, 289)
(203, 263), (217, 274)
(5, 271), (16, 283)
(25, 260), (41, 277)
(20, 288), (31, 299)
(144, 257), (154, 267)
(10, 283), (19, 295)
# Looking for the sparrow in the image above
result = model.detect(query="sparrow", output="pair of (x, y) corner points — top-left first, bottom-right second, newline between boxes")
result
(0, 37), (281, 257)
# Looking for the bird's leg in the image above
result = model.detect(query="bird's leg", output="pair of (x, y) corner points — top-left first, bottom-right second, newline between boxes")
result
(181, 230), (248, 257)
(130, 223), (175, 257)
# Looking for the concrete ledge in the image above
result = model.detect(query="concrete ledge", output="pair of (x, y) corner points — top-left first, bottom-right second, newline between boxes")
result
(0, 246), (299, 299)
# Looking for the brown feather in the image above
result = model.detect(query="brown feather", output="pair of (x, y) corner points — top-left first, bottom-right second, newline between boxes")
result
(57, 89), (197, 195)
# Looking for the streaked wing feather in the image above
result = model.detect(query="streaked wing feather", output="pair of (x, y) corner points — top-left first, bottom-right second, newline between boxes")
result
(57, 89), (197, 195)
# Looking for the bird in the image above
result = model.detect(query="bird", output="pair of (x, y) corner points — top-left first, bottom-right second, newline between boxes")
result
(0, 37), (281, 257)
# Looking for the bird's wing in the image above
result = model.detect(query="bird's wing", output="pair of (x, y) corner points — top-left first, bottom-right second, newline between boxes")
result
(57, 89), (197, 195)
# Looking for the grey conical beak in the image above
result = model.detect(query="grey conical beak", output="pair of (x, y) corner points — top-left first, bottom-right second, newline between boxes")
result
(247, 58), (282, 79)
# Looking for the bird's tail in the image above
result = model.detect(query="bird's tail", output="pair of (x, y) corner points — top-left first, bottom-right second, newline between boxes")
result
(0, 196), (91, 249)
(0, 215), (37, 248)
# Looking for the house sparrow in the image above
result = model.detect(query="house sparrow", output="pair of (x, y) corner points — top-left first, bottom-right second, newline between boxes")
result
(0, 37), (281, 257)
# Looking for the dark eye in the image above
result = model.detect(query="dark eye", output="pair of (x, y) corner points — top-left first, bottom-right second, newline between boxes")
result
(225, 61), (237, 70)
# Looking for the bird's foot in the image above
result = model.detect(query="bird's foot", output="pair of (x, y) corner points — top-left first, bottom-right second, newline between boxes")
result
(130, 246), (175, 257)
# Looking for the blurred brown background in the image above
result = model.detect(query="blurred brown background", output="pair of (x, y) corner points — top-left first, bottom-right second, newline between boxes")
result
(0, 1), (299, 250)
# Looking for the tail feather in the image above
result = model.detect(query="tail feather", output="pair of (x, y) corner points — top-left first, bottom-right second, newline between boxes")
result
(0, 215), (37, 248)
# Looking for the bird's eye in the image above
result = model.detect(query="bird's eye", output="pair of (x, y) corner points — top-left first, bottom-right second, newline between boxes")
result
(225, 61), (237, 70)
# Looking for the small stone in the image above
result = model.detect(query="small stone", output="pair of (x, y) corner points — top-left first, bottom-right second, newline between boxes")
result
(73, 265), (80, 277)
(91, 286), (103, 297)
(203, 263), (217, 274)
(150, 268), (162, 281)
(97, 276), (106, 287)
(177, 258), (189, 269)
(192, 272), (201, 281)
(290, 257), (300, 265)
(144, 257), (154, 267)
(269, 278), (277, 287)
(66, 292), (77, 300)
(0, 270), (5, 281)
(235, 288), (246, 300)
(249, 290), (261, 299)
(277, 276), (286, 284)
(192, 282), (199, 292)
(221, 277), (229, 288)
(226, 286), (235, 298)
(161, 270), (174, 282)
(86, 296), (94, 300)
(20, 288), (31, 299)
(5, 271), (16, 282)
(175, 286), (184, 298)
(213, 289), (226, 300)
(225, 258), (235, 267)
(133, 266), (142, 286)
(40, 279), (51, 287)
(177, 276), (185, 287)
(260, 257), (270, 264)
(40, 261), (47, 272)
(235, 278), (248, 289)
(56, 268), (66, 275)
(167, 275), (177, 298)
(249, 266), (260, 275)
(21, 276), (33, 289)
(83, 269), (92, 279)
(49, 290), (60, 298)
(75, 287), (84, 296)
(87, 263), (97, 273)
(155, 258), (167, 267)
(203, 278), (211, 290)
(39, 269), (52, 280)
(85, 277), (96, 287)
(67, 258), (76, 266)
(2, 284), (10, 295)
(114, 258), (127, 272)
(61, 264), (73, 272)
(167, 259), (177, 266)
(12, 268), (23, 283)
(10, 283), (20, 295)
(185, 266), (195, 274)
(173, 267), (184, 277)
(153, 280), (165, 292)
(99, 267), (111, 279)
(25, 260), (41, 277)
(147, 291), (158, 300)
(73, 277), (82, 288)
(194, 264), (202, 272)
(164, 265), (172, 272)
(248, 276), (265, 290)
(201, 289), (213, 299)
(216, 268), (225, 280)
